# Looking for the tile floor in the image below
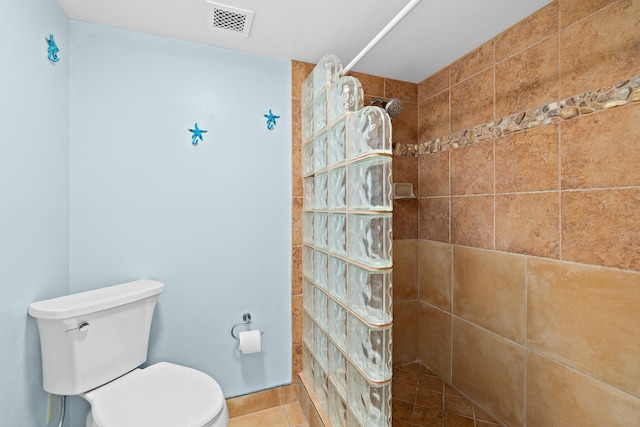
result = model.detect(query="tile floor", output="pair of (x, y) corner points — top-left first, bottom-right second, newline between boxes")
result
(393, 363), (503, 427)
(228, 401), (308, 427)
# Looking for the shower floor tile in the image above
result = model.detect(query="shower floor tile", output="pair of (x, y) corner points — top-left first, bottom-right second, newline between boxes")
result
(392, 363), (502, 427)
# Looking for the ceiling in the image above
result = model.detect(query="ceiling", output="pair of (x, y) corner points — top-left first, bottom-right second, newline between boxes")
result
(58, 0), (553, 84)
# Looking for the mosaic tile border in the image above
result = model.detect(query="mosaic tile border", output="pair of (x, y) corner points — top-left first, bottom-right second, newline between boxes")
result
(393, 75), (640, 157)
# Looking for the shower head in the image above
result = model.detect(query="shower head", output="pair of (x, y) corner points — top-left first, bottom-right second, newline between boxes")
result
(371, 97), (403, 119)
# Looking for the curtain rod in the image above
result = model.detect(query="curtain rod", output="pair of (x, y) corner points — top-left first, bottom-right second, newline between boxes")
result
(343, 0), (423, 73)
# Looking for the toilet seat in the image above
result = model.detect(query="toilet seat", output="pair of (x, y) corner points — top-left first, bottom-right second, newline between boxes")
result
(85, 362), (225, 427)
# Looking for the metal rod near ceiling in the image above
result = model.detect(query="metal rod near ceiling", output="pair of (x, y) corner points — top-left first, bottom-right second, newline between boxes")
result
(343, 0), (423, 73)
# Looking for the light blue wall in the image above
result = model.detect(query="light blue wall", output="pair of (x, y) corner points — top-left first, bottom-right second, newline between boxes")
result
(69, 19), (291, 405)
(0, 0), (70, 426)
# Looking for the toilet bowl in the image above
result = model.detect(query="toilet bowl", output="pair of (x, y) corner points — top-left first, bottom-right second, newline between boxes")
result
(82, 362), (229, 427)
(28, 280), (229, 427)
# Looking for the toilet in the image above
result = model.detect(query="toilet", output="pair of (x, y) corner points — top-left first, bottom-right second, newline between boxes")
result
(28, 280), (228, 427)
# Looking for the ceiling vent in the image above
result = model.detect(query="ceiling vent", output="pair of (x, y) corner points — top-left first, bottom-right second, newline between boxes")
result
(206, 1), (254, 37)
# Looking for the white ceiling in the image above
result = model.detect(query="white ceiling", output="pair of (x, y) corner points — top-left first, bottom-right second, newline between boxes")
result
(58, 0), (553, 84)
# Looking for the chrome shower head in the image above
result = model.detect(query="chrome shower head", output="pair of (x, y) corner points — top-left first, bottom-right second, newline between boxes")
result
(371, 97), (403, 119)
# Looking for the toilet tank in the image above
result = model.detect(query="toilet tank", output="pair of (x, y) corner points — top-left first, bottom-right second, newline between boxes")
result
(28, 280), (165, 395)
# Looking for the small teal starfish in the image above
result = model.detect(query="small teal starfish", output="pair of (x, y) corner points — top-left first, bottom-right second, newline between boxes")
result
(46, 34), (60, 63)
(188, 123), (207, 145)
(263, 109), (280, 130)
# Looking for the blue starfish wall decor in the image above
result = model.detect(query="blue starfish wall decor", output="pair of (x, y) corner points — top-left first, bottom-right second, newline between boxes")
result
(188, 123), (207, 145)
(46, 34), (60, 63)
(263, 109), (280, 131)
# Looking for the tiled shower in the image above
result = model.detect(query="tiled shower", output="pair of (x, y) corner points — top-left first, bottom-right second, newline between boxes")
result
(293, 1), (640, 426)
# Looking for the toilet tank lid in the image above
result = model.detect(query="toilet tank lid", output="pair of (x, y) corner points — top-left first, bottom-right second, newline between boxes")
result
(28, 280), (165, 320)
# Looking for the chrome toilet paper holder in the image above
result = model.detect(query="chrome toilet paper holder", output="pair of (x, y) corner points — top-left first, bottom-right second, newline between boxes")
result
(231, 312), (264, 340)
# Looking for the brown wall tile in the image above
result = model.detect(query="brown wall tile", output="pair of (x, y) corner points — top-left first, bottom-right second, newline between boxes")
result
(394, 199), (419, 240)
(419, 197), (450, 243)
(292, 246), (302, 295)
(393, 239), (419, 301)
(227, 387), (283, 418)
(385, 78), (418, 103)
(394, 300), (419, 366)
(453, 247), (526, 343)
(291, 61), (314, 100)
(291, 294), (303, 345)
(560, 0), (640, 98)
(419, 91), (450, 143)
(495, 1), (559, 61)
(561, 105), (640, 189)
(495, 123), (559, 193)
(450, 40), (494, 85)
(559, 0), (622, 28)
(419, 303), (452, 383)
(527, 257), (640, 396)
(450, 68), (494, 133)
(418, 150), (449, 197)
(292, 197), (303, 246)
(394, 155), (419, 187)
(527, 351), (640, 425)
(496, 192), (560, 258)
(292, 147), (303, 197)
(562, 188), (640, 270)
(418, 66), (449, 100)
(451, 196), (494, 249)
(452, 319), (525, 427)
(393, 101), (418, 144)
(418, 240), (452, 312)
(495, 35), (559, 119)
(450, 140), (494, 196)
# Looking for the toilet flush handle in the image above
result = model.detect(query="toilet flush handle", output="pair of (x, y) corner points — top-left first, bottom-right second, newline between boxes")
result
(65, 321), (90, 333)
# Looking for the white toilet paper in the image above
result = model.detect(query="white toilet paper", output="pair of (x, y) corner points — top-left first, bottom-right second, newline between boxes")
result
(238, 330), (262, 354)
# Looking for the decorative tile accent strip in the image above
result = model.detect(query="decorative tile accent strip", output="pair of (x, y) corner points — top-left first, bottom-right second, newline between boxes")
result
(394, 75), (640, 157)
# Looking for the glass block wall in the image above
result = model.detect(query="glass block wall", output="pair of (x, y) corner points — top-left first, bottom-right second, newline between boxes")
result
(301, 54), (393, 427)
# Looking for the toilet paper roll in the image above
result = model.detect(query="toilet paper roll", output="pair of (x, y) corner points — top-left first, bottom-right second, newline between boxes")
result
(239, 330), (262, 354)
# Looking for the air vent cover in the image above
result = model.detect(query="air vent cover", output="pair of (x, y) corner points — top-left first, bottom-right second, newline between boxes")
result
(206, 2), (254, 37)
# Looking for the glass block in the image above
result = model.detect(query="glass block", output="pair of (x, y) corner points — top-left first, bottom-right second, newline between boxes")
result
(328, 213), (346, 256)
(314, 172), (327, 210)
(328, 383), (348, 427)
(348, 363), (391, 427)
(313, 132), (327, 172)
(303, 278), (315, 316)
(347, 314), (392, 382)
(303, 212), (314, 244)
(348, 264), (392, 326)
(316, 327), (329, 370)
(328, 166), (346, 210)
(303, 312), (315, 351)
(329, 341), (347, 399)
(314, 212), (328, 249)
(328, 76), (364, 123)
(303, 344), (314, 388)
(329, 299), (347, 351)
(348, 156), (392, 211)
(347, 214), (393, 268)
(313, 54), (343, 97)
(302, 141), (314, 177)
(327, 118), (346, 167)
(347, 106), (392, 160)
(328, 256), (347, 304)
(303, 245), (315, 281)
(302, 73), (314, 109)
(314, 250), (328, 289)
(348, 410), (363, 427)
(304, 177), (315, 210)
(302, 105), (314, 142)
(314, 91), (327, 135)
(314, 359), (329, 413)
(315, 286), (328, 330)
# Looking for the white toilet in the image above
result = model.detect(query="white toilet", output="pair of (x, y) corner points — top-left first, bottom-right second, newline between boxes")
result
(28, 280), (229, 427)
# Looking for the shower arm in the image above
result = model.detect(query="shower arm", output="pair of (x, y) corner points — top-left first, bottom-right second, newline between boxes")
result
(343, 0), (423, 73)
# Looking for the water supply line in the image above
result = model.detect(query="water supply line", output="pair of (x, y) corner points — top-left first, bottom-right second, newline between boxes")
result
(57, 395), (66, 427)
(343, 0), (423, 73)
